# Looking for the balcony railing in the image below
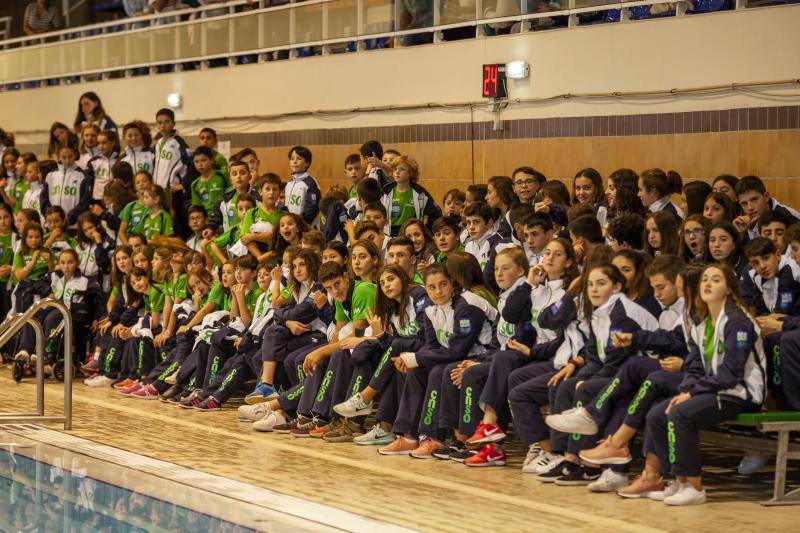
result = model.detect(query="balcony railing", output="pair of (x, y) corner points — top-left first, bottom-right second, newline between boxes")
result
(0, 0), (790, 86)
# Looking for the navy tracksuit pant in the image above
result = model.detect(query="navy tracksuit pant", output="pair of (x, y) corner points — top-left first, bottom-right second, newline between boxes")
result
(779, 329), (800, 410)
(393, 362), (450, 439)
(439, 361), (491, 438)
(480, 349), (531, 413)
(507, 361), (556, 446)
(644, 393), (753, 477)
(584, 357), (663, 429)
(622, 369), (683, 430)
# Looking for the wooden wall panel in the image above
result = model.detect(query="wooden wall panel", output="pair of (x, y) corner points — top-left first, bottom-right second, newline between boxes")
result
(239, 130), (800, 211)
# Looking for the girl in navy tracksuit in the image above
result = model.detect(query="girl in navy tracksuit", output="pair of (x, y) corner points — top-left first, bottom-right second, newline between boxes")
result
(639, 168), (684, 220)
(508, 264), (657, 483)
(74, 212), (115, 287)
(462, 238), (578, 463)
(332, 264), (429, 445)
(247, 249), (328, 402)
(620, 263), (765, 505)
(612, 249), (662, 319)
(378, 263), (494, 458)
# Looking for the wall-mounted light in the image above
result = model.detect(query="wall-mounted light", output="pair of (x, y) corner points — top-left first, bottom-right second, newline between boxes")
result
(167, 93), (183, 109)
(506, 60), (529, 80)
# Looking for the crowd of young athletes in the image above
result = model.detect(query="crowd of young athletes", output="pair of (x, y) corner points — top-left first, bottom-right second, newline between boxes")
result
(2, 91), (800, 507)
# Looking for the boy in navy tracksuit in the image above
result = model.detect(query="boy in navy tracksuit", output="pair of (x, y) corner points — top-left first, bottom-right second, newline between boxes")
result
(774, 224), (800, 409)
(153, 108), (193, 236)
(740, 237), (800, 396)
(40, 146), (91, 227)
(284, 146), (321, 226)
(463, 201), (504, 280)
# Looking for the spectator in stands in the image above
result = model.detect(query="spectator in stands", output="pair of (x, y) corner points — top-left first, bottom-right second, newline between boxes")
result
(123, 0), (150, 18)
(398, 0), (434, 45)
(23, 1), (64, 36)
(74, 92), (117, 134)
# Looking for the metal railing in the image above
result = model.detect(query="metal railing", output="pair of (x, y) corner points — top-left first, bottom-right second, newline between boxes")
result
(0, 0), (790, 86)
(0, 16), (11, 41)
(0, 299), (73, 430)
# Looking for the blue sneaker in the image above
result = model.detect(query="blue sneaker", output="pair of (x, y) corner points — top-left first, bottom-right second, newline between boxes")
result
(244, 382), (276, 404)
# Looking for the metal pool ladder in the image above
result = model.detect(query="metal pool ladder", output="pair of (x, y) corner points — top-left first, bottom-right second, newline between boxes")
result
(0, 298), (73, 430)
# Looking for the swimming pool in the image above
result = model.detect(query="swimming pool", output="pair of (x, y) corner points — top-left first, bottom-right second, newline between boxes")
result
(0, 424), (413, 533)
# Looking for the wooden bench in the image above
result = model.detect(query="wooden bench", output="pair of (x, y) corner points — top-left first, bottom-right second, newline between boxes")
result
(700, 411), (800, 505)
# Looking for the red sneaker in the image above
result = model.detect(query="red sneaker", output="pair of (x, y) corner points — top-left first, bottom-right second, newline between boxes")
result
(466, 422), (506, 446)
(465, 443), (507, 467)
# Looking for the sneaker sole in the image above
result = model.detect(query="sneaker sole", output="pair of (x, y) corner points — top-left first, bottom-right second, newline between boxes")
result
(465, 460), (507, 467)
(332, 405), (372, 418)
(323, 436), (358, 443)
(663, 497), (706, 506)
(290, 432), (312, 438)
(577, 454), (632, 465)
(545, 420), (598, 436)
(377, 449), (414, 456)
(132, 395), (158, 400)
(432, 452), (452, 460)
(244, 395), (270, 405)
(617, 491), (656, 499)
(589, 483), (628, 493)
(536, 476), (561, 483)
(409, 454), (435, 459)
(354, 438), (394, 446)
(554, 479), (597, 486)
(253, 426), (275, 432)
(466, 432), (506, 446)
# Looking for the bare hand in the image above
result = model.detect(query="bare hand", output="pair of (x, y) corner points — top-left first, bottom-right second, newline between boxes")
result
(311, 290), (328, 310)
(270, 265), (283, 281)
(339, 336), (365, 350)
(611, 332), (633, 348)
(659, 356), (684, 372)
(303, 350), (324, 375)
(548, 363), (575, 387)
(392, 356), (409, 374)
(732, 215), (751, 234)
(665, 392), (691, 414)
(286, 320), (310, 335)
(365, 313), (383, 336)
(202, 228), (213, 240)
(756, 315), (783, 337)
(533, 201), (550, 214)
(527, 264), (546, 286)
(507, 338), (531, 357)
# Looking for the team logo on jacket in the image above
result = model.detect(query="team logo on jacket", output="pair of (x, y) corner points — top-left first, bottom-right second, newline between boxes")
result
(736, 331), (748, 347)
(779, 292), (793, 310)
(459, 319), (472, 334)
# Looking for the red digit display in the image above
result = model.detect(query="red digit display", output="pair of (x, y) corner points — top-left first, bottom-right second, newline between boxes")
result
(482, 64), (507, 98)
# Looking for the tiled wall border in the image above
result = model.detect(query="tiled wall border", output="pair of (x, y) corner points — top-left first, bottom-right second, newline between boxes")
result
(221, 105), (800, 148)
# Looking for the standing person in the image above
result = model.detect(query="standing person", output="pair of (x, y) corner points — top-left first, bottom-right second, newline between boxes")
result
(152, 108), (192, 235)
(23, 0), (63, 35)
(47, 123), (78, 159)
(134, 184), (173, 239)
(284, 146), (321, 226)
(121, 121), (155, 175)
(189, 146), (227, 217)
(619, 263), (765, 505)
(74, 92), (117, 134)
(381, 155), (440, 236)
(86, 130), (120, 202)
(197, 127), (229, 180)
(41, 145), (90, 227)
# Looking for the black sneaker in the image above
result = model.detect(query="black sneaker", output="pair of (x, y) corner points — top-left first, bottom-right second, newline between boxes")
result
(432, 440), (466, 460)
(449, 448), (478, 463)
(273, 418), (297, 434)
(554, 465), (602, 486)
(536, 460), (579, 483)
(159, 384), (182, 402)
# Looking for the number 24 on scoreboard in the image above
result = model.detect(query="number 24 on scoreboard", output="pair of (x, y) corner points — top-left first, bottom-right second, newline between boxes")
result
(482, 64), (507, 99)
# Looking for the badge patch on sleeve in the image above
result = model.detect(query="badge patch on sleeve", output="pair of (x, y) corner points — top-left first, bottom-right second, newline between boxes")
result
(459, 319), (472, 334)
(736, 331), (748, 347)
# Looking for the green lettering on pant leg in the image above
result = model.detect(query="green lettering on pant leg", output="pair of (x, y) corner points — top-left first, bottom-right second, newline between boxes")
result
(104, 347), (116, 373)
(594, 377), (620, 410)
(157, 361), (179, 381)
(627, 379), (652, 415)
(187, 375), (196, 391)
(217, 368), (237, 393)
(773, 344), (782, 386)
(350, 375), (363, 397)
(422, 390), (438, 426)
(208, 356), (220, 389)
(137, 341), (144, 374)
(668, 420), (676, 464)
(462, 386), (473, 424)
(287, 385), (304, 401)
(297, 364), (305, 383)
(571, 401), (583, 441)
(315, 370), (333, 402)
(373, 347), (393, 379)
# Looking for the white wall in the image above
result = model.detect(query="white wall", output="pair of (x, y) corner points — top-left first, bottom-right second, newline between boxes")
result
(3, 4), (800, 143)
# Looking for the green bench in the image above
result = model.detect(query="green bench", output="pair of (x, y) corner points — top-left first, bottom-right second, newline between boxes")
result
(700, 411), (800, 505)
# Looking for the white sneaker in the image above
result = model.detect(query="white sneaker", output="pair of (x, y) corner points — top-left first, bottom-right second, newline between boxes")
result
(237, 402), (272, 422)
(164, 369), (179, 385)
(663, 483), (707, 506)
(545, 407), (599, 435)
(353, 425), (395, 446)
(523, 444), (543, 468)
(14, 350), (29, 362)
(522, 451), (563, 474)
(649, 479), (685, 501)
(252, 411), (287, 432)
(738, 452), (770, 475)
(588, 468), (629, 492)
(333, 393), (373, 418)
(85, 375), (114, 388)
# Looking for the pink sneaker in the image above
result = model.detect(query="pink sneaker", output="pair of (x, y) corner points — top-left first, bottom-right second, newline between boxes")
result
(119, 381), (143, 396)
(579, 441), (632, 465)
(617, 475), (664, 499)
(131, 384), (159, 400)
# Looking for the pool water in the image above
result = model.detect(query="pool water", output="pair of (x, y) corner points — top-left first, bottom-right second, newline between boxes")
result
(0, 449), (253, 532)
